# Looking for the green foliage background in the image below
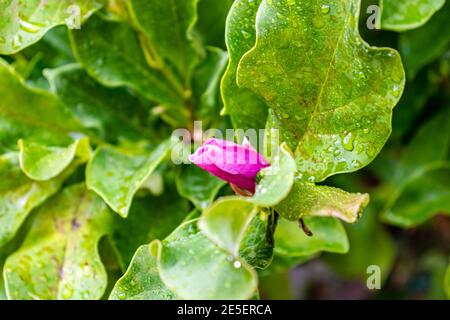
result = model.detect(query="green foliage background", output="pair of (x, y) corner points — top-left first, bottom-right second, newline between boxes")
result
(0, 0), (448, 300)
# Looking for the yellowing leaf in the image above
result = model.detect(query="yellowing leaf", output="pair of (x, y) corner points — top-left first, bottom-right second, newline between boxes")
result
(0, 153), (62, 247)
(4, 184), (113, 300)
(275, 181), (369, 223)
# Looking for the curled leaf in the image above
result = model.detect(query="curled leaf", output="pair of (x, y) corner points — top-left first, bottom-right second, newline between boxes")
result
(275, 181), (369, 223)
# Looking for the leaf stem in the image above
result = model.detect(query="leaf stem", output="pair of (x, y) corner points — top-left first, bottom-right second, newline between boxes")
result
(139, 34), (186, 99)
(299, 218), (313, 237)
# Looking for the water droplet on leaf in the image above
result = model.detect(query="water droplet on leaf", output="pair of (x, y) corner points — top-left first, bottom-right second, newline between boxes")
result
(321, 4), (330, 14)
(392, 84), (400, 97)
(342, 132), (355, 151)
(241, 30), (251, 39)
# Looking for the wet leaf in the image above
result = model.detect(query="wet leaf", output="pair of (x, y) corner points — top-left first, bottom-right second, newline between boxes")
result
(109, 245), (177, 300)
(221, 0), (268, 130)
(128, 0), (202, 83)
(248, 143), (296, 207)
(19, 137), (90, 181)
(110, 189), (190, 269)
(46, 64), (154, 144)
(70, 14), (182, 106)
(199, 197), (258, 255)
(0, 153), (62, 247)
(0, 0), (102, 54)
(176, 164), (226, 209)
(154, 220), (257, 300)
(239, 211), (276, 269)
(237, 0), (405, 181)
(4, 184), (113, 300)
(86, 140), (173, 217)
(276, 181), (369, 223)
(0, 58), (81, 152)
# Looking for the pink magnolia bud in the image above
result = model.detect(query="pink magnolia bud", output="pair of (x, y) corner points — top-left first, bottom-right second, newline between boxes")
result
(188, 138), (270, 194)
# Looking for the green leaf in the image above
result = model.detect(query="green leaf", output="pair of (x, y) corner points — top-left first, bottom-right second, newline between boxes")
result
(237, 0), (405, 182)
(388, 107), (450, 184)
(86, 140), (173, 217)
(176, 164), (225, 209)
(128, 0), (202, 83)
(18, 137), (90, 181)
(0, 153), (62, 247)
(382, 162), (450, 228)
(248, 143), (296, 207)
(221, 0), (268, 130)
(110, 190), (190, 269)
(399, 1), (450, 78)
(0, 0), (102, 54)
(8, 26), (75, 90)
(325, 205), (396, 282)
(382, 108), (450, 227)
(239, 210), (276, 269)
(196, 0), (234, 48)
(192, 47), (229, 123)
(46, 64), (154, 144)
(275, 181), (369, 223)
(109, 245), (177, 300)
(154, 220), (257, 300)
(69, 14), (182, 106)
(274, 217), (349, 257)
(0, 58), (81, 152)
(401, 112), (450, 173)
(3, 184), (113, 300)
(381, 0), (446, 32)
(199, 197), (258, 255)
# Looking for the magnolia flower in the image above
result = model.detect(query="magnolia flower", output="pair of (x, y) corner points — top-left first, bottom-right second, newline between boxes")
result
(188, 138), (270, 195)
